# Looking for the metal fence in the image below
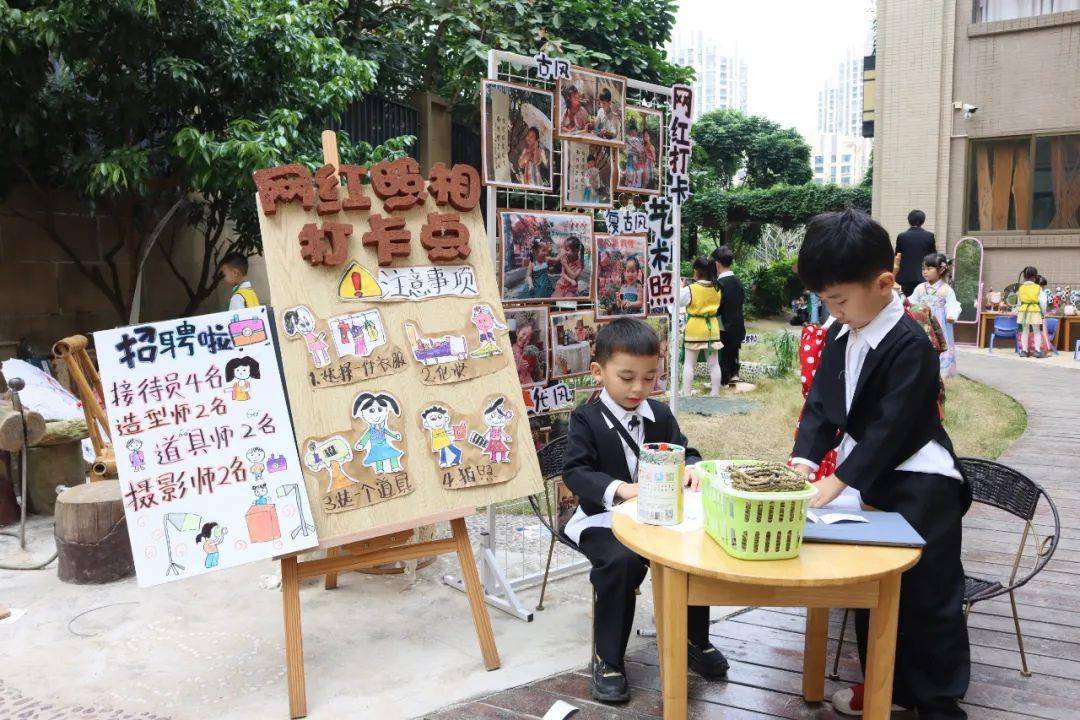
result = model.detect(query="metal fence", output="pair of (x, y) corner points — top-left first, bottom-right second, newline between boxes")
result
(329, 95), (421, 160)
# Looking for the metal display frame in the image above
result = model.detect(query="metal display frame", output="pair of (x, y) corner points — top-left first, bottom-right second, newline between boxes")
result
(443, 49), (682, 621)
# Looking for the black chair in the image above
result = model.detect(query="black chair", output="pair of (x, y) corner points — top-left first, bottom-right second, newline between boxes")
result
(527, 436), (578, 611)
(829, 458), (1061, 678)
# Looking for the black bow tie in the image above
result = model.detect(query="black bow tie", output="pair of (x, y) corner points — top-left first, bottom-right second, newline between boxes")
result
(628, 415), (641, 432)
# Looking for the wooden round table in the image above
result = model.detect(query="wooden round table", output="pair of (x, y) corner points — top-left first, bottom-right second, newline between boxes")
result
(613, 506), (921, 720)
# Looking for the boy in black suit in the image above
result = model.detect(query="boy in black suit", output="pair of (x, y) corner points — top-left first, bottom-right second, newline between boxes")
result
(563, 319), (729, 703)
(791, 210), (972, 719)
(711, 245), (745, 385)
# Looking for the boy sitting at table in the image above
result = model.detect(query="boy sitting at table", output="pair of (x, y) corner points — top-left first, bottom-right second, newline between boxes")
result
(790, 209), (972, 719)
(563, 318), (729, 703)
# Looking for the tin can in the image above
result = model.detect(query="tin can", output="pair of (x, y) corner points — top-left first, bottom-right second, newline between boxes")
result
(636, 442), (685, 526)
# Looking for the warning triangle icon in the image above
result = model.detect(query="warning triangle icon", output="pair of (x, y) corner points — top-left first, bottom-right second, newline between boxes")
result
(337, 261), (382, 300)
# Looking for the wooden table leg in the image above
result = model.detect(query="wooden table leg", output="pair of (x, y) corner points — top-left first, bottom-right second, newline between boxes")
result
(863, 572), (902, 720)
(651, 563), (666, 690)
(659, 566), (688, 720)
(451, 517), (501, 671)
(324, 547), (340, 590)
(281, 556), (307, 719)
(802, 608), (829, 702)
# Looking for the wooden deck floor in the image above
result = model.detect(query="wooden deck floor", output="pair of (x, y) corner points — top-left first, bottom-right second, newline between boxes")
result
(432, 354), (1080, 719)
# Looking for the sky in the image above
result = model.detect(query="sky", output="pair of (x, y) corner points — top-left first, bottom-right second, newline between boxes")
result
(669, 0), (875, 140)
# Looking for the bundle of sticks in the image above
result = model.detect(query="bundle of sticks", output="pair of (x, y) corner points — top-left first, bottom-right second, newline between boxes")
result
(729, 463), (806, 493)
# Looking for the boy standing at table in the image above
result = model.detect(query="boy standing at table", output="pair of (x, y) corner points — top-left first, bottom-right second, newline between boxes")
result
(790, 209), (972, 719)
(563, 318), (729, 703)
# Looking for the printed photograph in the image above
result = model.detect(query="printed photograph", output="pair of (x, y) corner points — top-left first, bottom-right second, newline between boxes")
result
(556, 66), (627, 147)
(643, 314), (671, 391)
(550, 311), (603, 379)
(506, 307), (550, 388)
(617, 105), (664, 195)
(594, 234), (647, 319)
(499, 210), (593, 302)
(562, 140), (614, 209)
(481, 79), (555, 191)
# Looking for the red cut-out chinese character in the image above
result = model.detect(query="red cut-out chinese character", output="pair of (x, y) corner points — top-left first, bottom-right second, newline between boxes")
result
(253, 164), (314, 215)
(298, 221), (353, 266)
(362, 213), (412, 266)
(420, 212), (471, 262)
(339, 164), (372, 211)
(427, 163), (481, 212)
(315, 164), (341, 216)
(370, 157), (427, 212)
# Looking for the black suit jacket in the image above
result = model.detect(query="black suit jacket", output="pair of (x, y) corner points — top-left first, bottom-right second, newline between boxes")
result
(715, 274), (746, 339)
(895, 227), (936, 285)
(564, 399), (701, 517)
(792, 314), (970, 510)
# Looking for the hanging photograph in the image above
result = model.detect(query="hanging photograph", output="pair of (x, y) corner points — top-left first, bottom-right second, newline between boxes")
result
(499, 210), (594, 302)
(594, 234), (647, 319)
(643, 314), (671, 392)
(506, 307), (550, 388)
(550, 311), (603, 379)
(556, 66), (627, 147)
(562, 140), (614, 209)
(617, 105), (664, 196)
(481, 79), (554, 191)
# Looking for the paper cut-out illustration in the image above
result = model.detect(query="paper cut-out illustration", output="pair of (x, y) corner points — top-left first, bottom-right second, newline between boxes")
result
(328, 309), (388, 360)
(405, 323), (469, 366)
(470, 304), (508, 359)
(482, 397), (514, 464)
(337, 261), (383, 300)
(303, 435), (361, 493)
(282, 306), (332, 368)
(421, 404), (466, 468)
(413, 394), (521, 490)
(282, 304), (407, 389)
(402, 305), (510, 385)
(353, 392), (406, 474)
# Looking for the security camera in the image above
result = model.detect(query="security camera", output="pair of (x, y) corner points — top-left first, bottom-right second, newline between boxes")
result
(962, 103), (979, 119)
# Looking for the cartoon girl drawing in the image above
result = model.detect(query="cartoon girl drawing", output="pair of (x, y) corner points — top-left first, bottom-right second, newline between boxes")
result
(224, 356), (260, 401)
(470, 304), (507, 358)
(482, 397), (514, 464)
(126, 438), (145, 472)
(247, 446), (267, 482)
(195, 522), (227, 569)
(352, 392), (405, 475)
(283, 306), (331, 368)
(252, 483), (270, 506)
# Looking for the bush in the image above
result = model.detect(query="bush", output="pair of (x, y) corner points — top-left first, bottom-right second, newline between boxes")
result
(746, 256), (802, 317)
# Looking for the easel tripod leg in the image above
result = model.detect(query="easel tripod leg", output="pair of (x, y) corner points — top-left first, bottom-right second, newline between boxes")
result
(281, 556), (307, 719)
(451, 517), (501, 670)
(324, 546), (340, 590)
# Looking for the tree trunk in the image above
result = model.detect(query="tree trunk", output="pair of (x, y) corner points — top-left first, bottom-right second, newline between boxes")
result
(0, 400), (46, 452)
(55, 482), (135, 584)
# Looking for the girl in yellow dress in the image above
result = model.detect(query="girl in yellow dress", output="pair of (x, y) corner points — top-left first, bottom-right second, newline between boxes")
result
(680, 257), (724, 395)
(1016, 266), (1046, 358)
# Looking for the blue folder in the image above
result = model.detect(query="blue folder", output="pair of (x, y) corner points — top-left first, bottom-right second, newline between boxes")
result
(802, 509), (925, 548)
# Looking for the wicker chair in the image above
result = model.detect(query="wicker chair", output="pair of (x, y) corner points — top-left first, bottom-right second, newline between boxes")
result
(527, 435), (577, 611)
(829, 458), (1060, 679)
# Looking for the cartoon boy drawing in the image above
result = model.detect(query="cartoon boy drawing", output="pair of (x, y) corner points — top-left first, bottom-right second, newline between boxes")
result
(482, 397), (514, 464)
(247, 446), (267, 482)
(421, 405), (463, 468)
(126, 438), (145, 472)
(252, 483), (270, 506)
(195, 522), (228, 569)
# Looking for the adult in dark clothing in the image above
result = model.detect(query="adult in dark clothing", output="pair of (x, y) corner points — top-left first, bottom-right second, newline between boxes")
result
(895, 210), (937, 297)
(711, 245), (745, 385)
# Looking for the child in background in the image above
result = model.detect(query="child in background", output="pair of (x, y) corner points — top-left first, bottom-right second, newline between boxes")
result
(910, 253), (961, 377)
(220, 252), (260, 310)
(679, 257), (723, 396)
(518, 239), (554, 299)
(1022, 276), (1055, 354)
(791, 209), (971, 718)
(1016, 266), (1045, 358)
(712, 246), (746, 386)
(563, 319), (728, 703)
(583, 154), (600, 203)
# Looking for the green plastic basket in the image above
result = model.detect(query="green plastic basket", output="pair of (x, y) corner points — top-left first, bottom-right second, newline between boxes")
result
(696, 460), (818, 561)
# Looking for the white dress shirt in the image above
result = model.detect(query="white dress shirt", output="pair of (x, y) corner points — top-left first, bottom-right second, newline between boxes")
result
(564, 389), (654, 545)
(793, 293), (962, 483)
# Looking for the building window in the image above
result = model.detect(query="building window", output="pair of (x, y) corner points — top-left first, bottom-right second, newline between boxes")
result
(973, 0), (1080, 22)
(1032, 134), (1080, 230)
(967, 137), (1032, 231)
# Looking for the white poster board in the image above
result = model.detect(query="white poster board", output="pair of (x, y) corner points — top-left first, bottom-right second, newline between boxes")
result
(94, 307), (318, 587)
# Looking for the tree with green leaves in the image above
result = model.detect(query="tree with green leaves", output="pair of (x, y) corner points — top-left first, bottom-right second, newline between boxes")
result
(0, 0), (409, 322)
(690, 109), (812, 190)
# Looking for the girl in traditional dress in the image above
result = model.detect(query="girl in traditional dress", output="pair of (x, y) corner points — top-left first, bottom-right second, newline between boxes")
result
(352, 392), (405, 474)
(518, 239), (555, 298)
(552, 236), (585, 298)
(679, 257), (723, 396)
(517, 127), (547, 186)
(910, 253), (961, 376)
(641, 131), (657, 189)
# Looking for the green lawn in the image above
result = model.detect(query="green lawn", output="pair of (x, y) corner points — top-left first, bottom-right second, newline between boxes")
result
(679, 323), (1027, 465)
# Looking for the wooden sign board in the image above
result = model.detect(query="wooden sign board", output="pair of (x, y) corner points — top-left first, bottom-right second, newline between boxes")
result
(258, 154), (543, 547)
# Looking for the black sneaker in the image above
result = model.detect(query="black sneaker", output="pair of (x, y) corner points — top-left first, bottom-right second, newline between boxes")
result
(688, 641), (729, 679)
(591, 655), (630, 703)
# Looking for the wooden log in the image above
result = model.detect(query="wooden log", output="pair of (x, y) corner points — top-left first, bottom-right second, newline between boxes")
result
(33, 419), (89, 447)
(0, 399), (46, 452)
(54, 482), (135, 584)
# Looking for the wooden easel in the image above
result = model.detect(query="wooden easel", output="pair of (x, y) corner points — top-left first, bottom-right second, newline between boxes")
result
(280, 509), (499, 718)
(277, 133), (501, 719)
